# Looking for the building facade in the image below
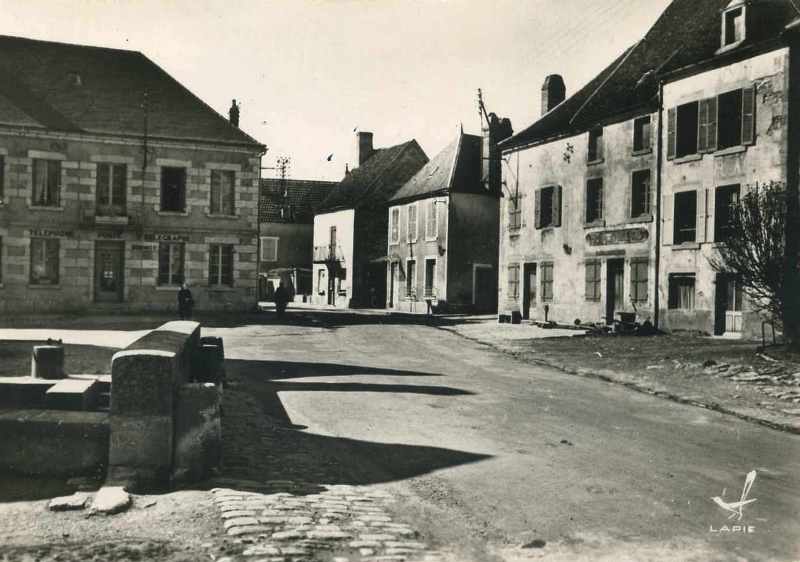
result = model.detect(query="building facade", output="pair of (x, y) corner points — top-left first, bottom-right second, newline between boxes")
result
(258, 178), (335, 300)
(498, 0), (799, 336)
(312, 132), (427, 308)
(386, 121), (511, 313)
(0, 35), (265, 314)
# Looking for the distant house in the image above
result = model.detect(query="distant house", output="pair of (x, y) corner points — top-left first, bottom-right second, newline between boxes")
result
(386, 119), (511, 313)
(0, 35), (265, 314)
(312, 132), (427, 307)
(258, 178), (335, 301)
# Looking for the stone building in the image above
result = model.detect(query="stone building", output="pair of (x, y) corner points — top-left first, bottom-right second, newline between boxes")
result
(258, 177), (335, 300)
(0, 35), (265, 313)
(498, 0), (800, 337)
(312, 132), (427, 308)
(386, 120), (511, 313)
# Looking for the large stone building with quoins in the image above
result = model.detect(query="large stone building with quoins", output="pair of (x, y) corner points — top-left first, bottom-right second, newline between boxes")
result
(0, 35), (265, 313)
(498, 0), (800, 338)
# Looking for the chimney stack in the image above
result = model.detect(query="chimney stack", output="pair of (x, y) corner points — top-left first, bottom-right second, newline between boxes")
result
(357, 131), (374, 167)
(482, 113), (513, 195)
(541, 75), (566, 116)
(229, 99), (240, 127)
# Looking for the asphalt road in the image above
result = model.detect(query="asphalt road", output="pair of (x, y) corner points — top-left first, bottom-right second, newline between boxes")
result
(213, 312), (800, 562)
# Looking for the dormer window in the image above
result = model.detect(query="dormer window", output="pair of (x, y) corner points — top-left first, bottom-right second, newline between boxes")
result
(721, 1), (746, 49)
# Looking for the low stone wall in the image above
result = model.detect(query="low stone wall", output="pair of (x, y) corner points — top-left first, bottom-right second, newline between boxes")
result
(108, 321), (223, 491)
(0, 410), (108, 476)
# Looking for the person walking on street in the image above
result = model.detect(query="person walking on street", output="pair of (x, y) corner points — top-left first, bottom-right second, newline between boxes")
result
(178, 282), (194, 320)
(274, 280), (289, 320)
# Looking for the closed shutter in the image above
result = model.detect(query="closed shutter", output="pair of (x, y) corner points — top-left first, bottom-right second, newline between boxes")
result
(534, 189), (542, 229)
(742, 84), (756, 145)
(552, 185), (562, 227)
(662, 194), (673, 246)
(696, 188), (708, 243)
(698, 99), (709, 153)
(667, 107), (677, 160)
(706, 96), (718, 151)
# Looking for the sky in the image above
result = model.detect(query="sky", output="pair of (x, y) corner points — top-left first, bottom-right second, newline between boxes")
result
(2, 0), (672, 180)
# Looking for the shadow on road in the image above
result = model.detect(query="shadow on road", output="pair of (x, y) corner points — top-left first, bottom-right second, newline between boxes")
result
(217, 357), (490, 494)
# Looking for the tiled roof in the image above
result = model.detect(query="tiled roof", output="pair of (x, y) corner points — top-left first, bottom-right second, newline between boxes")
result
(0, 35), (264, 148)
(390, 132), (483, 203)
(316, 140), (428, 213)
(502, 0), (799, 150)
(259, 178), (337, 224)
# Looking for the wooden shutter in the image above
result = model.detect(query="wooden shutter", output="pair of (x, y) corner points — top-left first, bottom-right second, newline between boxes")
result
(552, 186), (562, 227)
(742, 84), (756, 145)
(696, 188), (708, 243)
(667, 107), (677, 160)
(706, 96), (718, 151)
(698, 99), (709, 153)
(662, 194), (673, 245)
(534, 189), (542, 229)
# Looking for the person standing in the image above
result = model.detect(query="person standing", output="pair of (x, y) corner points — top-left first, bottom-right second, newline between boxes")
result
(274, 280), (289, 320)
(178, 282), (194, 320)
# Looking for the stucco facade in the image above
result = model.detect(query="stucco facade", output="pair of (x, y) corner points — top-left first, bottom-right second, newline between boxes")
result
(499, 114), (657, 325)
(0, 132), (262, 313)
(659, 47), (791, 337)
(311, 209), (355, 307)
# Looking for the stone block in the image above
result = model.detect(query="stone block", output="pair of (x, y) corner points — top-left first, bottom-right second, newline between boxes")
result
(45, 378), (99, 411)
(31, 345), (65, 380)
(173, 382), (222, 484)
(91, 486), (131, 514)
(109, 414), (173, 479)
(110, 351), (176, 416)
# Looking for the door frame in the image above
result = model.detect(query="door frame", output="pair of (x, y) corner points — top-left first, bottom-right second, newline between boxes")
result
(605, 258), (625, 324)
(94, 240), (125, 303)
(522, 262), (537, 320)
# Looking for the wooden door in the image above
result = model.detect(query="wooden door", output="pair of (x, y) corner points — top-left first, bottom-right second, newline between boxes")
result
(95, 241), (124, 302)
(606, 259), (624, 323)
(724, 276), (743, 333)
(522, 263), (537, 319)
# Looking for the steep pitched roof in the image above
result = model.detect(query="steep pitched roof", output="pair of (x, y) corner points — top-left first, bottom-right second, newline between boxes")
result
(0, 35), (264, 148)
(502, 0), (799, 150)
(390, 132), (483, 203)
(316, 140), (428, 213)
(259, 178), (337, 224)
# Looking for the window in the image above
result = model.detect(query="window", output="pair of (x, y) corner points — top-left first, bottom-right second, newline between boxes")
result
(261, 236), (278, 262)
(631, 170), (651, 218)
(337, 269), (347, 295)
(209, 244), (234, 287)
(588, 128), (604, 162)
(508, 194), (522, 231)
(424, 258), (436, 298)
(406, 259), (416, 297)
(723, 5), (745, 47)
(317, 268), (326, 294)
(668, 86), (755, 159)
(30, 238), (59, 285)
(633, 116), (651, 152)
(718, 89), (743, 149)
(210, 170), (235, 215)
(585, 261), (601, 302)
(540, 262), (554, 302)
(390, 208), (400, 244)
(668, 274), (696, 309)
(408, 204), (418, 242)
(630, 259), (649, 303)
(32, 159), (61, 207)
(425, 200), (437, 240)
(585, 178), (603, 223)
(714, 184), (740, 243)
(0, 155), (5, 202)
(507, 264), (520, 300)
(157, 242), (184, 285)
(535, 186), (561, 229)
(674, 190), (697, 244)
(329, 226), (337, 248)
(160, 167), (186, 212)
(96, 163), (126, 216)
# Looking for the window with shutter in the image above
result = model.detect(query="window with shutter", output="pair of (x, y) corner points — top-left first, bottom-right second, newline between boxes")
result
(408, 204), (418, 242)
(534, 189), (542, 229)
(585, 261), (601, 301)
(667, 107), (677, 160)
(630, 259), (649, 303)
(674, 190), (697, 244)
(32, 159), (61, 207)
(551, 185), (562, 227)
(425, 200), (437, 240)
(698, 99), (709, 153)
(30, 238), (60, 285)
(96, 163), (127, 216)
(585, 178), (603, 223)
(631, 170), (651, 218)
(742, 84), (756, 145)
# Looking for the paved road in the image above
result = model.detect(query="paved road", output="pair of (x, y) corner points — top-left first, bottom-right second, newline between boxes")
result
(211, 313), (799, 562)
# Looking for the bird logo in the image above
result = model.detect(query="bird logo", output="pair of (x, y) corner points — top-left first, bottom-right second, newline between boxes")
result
(711, 470), (757, 521)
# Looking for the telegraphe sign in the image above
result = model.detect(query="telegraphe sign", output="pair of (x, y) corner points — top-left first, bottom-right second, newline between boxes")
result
(143, 233), (190, 242)
(586, 227), (648, 246)
(97, 230), (125, 239)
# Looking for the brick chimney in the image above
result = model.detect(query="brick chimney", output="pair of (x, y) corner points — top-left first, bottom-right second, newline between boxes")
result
(357, 131), (374, 166)
(229, 99), (240, 127)
(541, 75), (566, 116)
(482, 113), (513, 195)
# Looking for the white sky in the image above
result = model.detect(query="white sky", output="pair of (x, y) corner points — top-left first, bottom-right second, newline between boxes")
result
(2, 0), (670, 180)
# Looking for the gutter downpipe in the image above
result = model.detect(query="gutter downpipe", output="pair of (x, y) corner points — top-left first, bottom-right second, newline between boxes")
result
(654, 80), (665, 331)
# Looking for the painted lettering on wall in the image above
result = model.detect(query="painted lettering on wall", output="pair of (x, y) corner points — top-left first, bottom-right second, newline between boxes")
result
(143, 233), (190, 242)
(29, 229), (73, 238)
(586, 228), (649, 246)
